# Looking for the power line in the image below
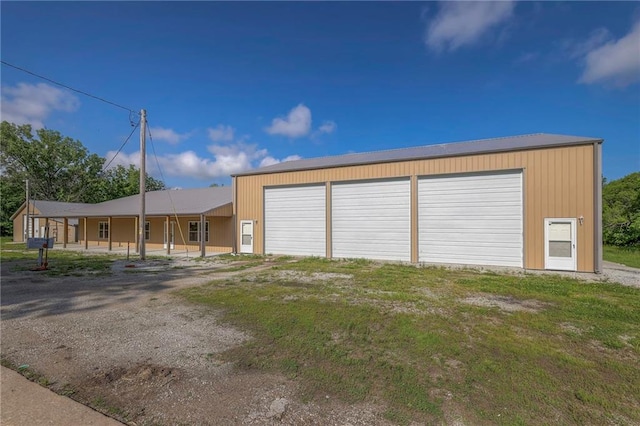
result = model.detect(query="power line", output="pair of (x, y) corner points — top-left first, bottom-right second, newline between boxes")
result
(102, 121), (140, 172)
(147, 123), (191, 257)
(1, 60), (138, 114)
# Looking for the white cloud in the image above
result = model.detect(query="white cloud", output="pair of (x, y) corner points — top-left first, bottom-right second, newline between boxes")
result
(265, 104), (312, 138)
(105, 141), (299, 180)
(0, 82), (79, 128)
(578, 20), (640, 87)
(149, 126), (190, 144)
(317, 120), (337, 134)
(425, 1), (515, 52)
(259, 154), (302, 168)
(207, 124), (235, 142)
(565, 28), (611, 60)
(104, 149), (245, 180)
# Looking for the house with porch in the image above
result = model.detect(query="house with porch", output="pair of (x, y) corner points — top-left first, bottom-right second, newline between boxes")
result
(12, 187), (234, 256)
(11, 200), (85, 243)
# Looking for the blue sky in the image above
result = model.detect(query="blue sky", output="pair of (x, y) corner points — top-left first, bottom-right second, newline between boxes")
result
(2, 1), (639, 188)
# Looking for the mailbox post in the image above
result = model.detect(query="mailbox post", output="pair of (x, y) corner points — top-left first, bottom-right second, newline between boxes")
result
(26, 237), (55, 270)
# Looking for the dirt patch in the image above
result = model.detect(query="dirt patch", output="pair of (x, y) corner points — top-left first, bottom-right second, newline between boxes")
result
(462, 294), (549, 313)
(276, 270), (353, 282)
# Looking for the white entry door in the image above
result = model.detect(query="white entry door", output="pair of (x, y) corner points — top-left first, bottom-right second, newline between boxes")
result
(164, 221), (175, 249)
(544, 218), (577, 271)
(240, 220), (254, 253)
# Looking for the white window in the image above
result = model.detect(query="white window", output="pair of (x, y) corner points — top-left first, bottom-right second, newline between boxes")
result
(188, 221), (209, 242)
(98, 221), (109, 239)
(145, 221), (151, 241)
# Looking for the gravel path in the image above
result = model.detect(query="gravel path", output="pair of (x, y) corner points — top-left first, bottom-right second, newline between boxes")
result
(601, 261), (640, 288)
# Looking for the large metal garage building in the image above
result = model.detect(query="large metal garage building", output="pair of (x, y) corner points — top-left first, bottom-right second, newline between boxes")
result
(232, 133), (603, 273)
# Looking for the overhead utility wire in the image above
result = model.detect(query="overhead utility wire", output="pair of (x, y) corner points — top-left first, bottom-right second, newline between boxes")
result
(102, 121), (140, 172)
(1, 60), (138, 114)
(147, 124), (190, 257)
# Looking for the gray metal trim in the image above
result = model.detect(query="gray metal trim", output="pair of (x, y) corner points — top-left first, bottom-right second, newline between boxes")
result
(594, 141), (603, 273)
(521, 168), (526, 270)
(232, 176), (238, 254)
(263, 182), (326, 190)
(330, 176), (411, 186)
(416, 168), (524, 181)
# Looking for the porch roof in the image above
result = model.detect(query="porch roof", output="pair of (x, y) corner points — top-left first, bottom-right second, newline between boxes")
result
(39, 187), (233, 218)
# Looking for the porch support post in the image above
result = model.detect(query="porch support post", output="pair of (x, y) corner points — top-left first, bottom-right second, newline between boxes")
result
(166, 215), (171, 255)
(63, 217), (68, 248)
(108, 217), (113, 251)
(134, 216), (139, 253)
(200, 214), (206, 258)
(83, 217), (88, 250)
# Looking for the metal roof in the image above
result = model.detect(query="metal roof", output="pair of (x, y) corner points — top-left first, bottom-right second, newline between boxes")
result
(233, 133), (603, 176)
(10, 200), (89, 220)
(40, 187), (232, 218)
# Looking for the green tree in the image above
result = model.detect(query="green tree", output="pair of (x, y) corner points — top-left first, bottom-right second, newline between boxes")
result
(1, 122), (105, 202)
(602, 172), (640, 247)
(100, 164), (165, 200)
(0, 121), (165, 236)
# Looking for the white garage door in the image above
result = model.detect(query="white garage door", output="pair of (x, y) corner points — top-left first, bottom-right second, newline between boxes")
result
(265, 185), (326, 256)
(418, 171), (523, 267)
(332, 178), (411, 261)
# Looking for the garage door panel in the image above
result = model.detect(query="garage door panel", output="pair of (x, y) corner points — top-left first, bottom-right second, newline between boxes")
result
(265, 185), (326, 256)
(424, 254), (522, 267)
(419, 171), (523, 267)
(332, 179), (410, 261)
(423, 244), (521, 256)
(422, 232), (521, 244)
(422, 219), (522, 231)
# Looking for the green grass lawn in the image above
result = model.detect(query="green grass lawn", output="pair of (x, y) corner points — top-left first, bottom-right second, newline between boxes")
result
(1, 236), (116, 276)
(181, 258), (640, 425)
(603, 245), (640, 269)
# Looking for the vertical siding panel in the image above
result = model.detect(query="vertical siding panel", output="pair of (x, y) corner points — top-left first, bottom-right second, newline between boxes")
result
(525, 151), (534, 269)
(562, 149), (568, 216)
(538, 149), (547, 269)
(576, 147), (585, 270)
(585, 146), (595, 272)
(555, 149), (562, 217)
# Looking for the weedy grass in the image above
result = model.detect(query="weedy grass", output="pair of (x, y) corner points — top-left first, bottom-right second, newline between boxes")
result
(180, 258), (640, 425)
(603, 245), (640, 269)
(1, 237), (117, 276)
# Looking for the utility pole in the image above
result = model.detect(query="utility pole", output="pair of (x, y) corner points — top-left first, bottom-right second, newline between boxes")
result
(25, 179), (30, 241)
(139, 109), (147, 260)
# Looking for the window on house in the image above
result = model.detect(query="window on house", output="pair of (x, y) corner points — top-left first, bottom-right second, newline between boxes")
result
(145, 221), (151, 240)
(188, 221), (209, 242)
(98, 221), (109, 239)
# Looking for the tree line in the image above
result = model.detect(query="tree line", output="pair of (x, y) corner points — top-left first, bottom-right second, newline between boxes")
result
(0, 121), (165, 236)
(603, 172), (639, 247)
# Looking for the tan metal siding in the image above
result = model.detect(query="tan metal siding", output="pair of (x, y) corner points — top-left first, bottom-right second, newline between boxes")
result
(236, 144), (595, 272)
(80, 215), (233, 254)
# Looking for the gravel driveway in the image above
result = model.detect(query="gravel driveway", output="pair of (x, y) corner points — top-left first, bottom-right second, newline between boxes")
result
(0, 257), (388, 426)
(601, 261), (640, 288)
(2, 255), (636, 425)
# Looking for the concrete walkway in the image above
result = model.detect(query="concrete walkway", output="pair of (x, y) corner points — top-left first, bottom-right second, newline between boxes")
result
(1, 366), (122, 426)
